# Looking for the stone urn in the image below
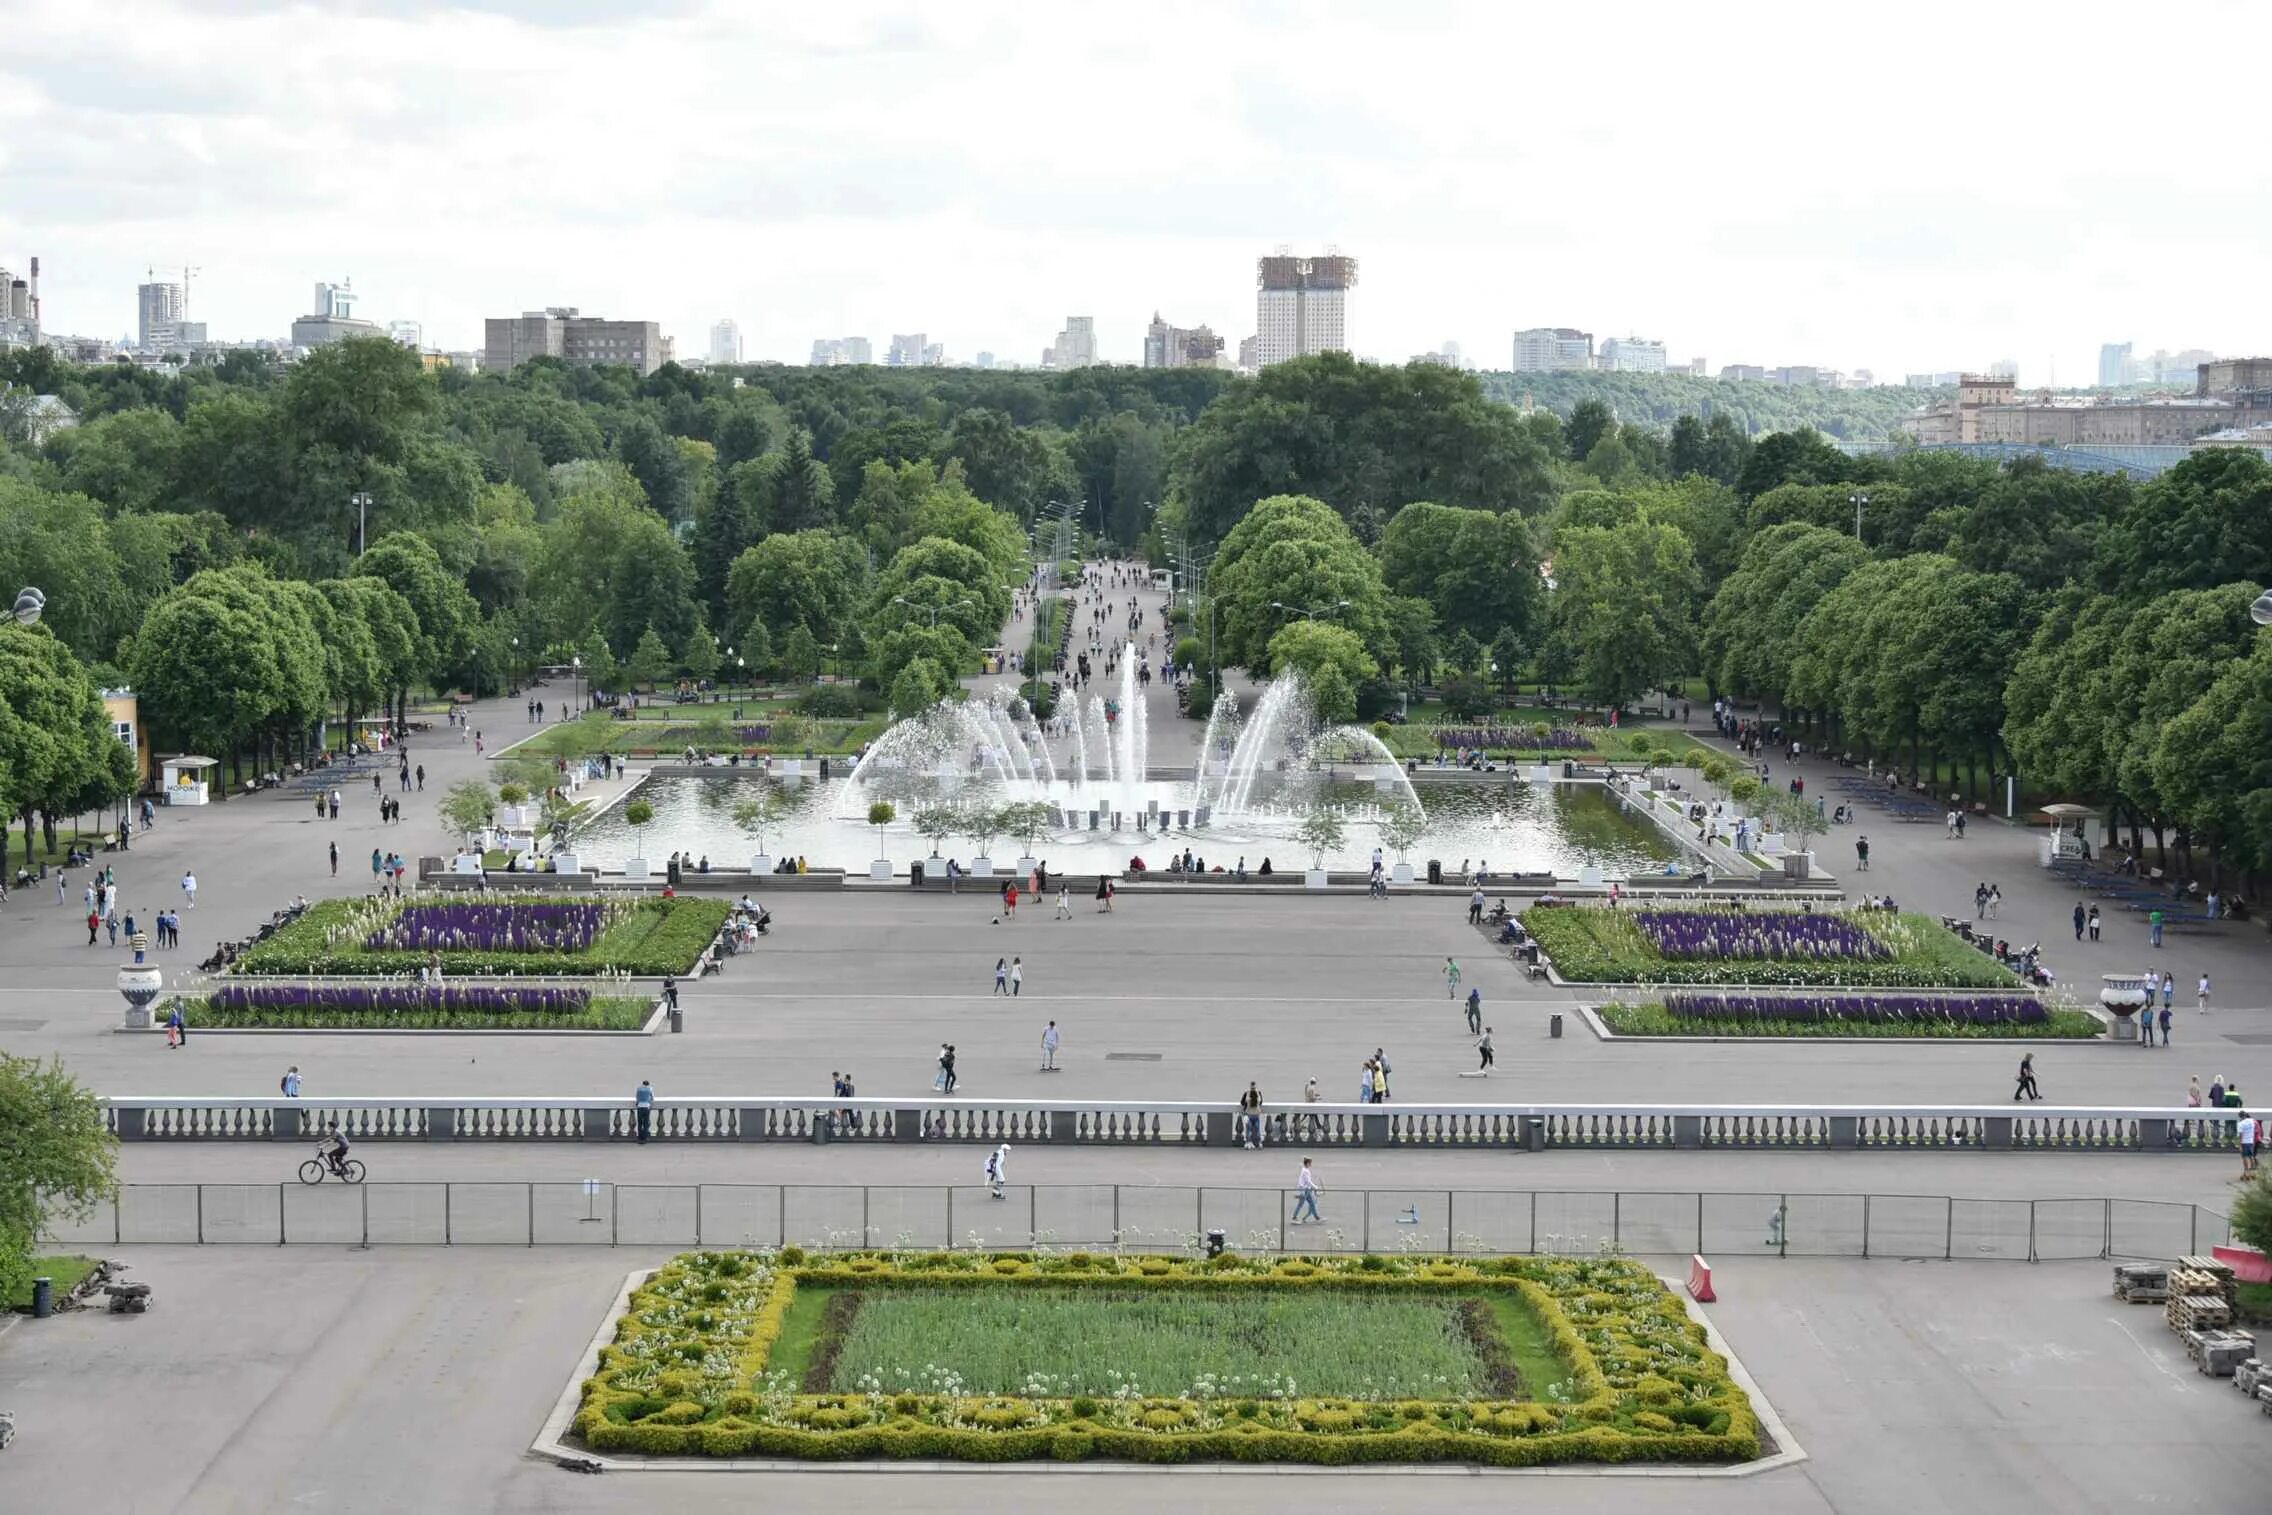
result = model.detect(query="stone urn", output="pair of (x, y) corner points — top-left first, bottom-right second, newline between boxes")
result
(2100, 973), (2148, 1042)
(118, 961), (163, 1030)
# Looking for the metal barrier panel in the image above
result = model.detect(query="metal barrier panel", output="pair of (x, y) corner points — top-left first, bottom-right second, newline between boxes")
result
(2109, 1200), (2194, 1260)
(1114, 1184), (1202, 1250)
(1356, 1189), (1452, 1254)
(1532, 1191), (1617, 1255)
(2031, 1199), (2107, 1260)
(614, 1186), (700, 1247)
(863, 1185), (950, 1250)
(1950, 1198), (2032, 1261)
(945, 1185), (1032, 1250)
(1782, 1194), (1867, 1257)
(197, 1184), (284, 1244)
(445, 1183), (531, 1245)
(1448, 1189), (1532, 1254)
(40, 1199), (118, 1249)
(1614, 1192), (1702, 1256)
(1201, 1186), (1289, 1253)
(782, 1186), (866, 1248)
(119, 1185), (201, 1244)
(1032, 1184), (1116, 1250)
(1863, 1194), (1952, 1259)
(282, 1184), (365, 1245)
(697, 1185), (782, 1248)
(534, 1182), (620, 1244)
(367, 1184), (448, 1244)
(2194, 1207), (2231, 1250)
(1702, 1192), (1784, 1256)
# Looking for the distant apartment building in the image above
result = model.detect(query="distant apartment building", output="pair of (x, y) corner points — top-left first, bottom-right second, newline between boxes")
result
(137, 281), (184, 351)
(1901, 374), (2020, 444)
(810, 337), (870, 366)
(922, 341), (943, 366)
(1143, 312), (1226, 369)
(2197, 357), (2272, 401)
(1048, 316), (1098, 369)
(2098, 342), (2135, 388)
(1253, 251), (1355, 368)
(0, 257), (39, 348)
(1236, 334), (1259, 372)
(386, 320), (422, 348)
(887, 333), (926, 367)
(1719, 363), (1767, 382)
(1904, 371), (1964, 388)
(709, 319), (742, 365)
(293, 280), (383, 347)
(1599, 337), (1667, 373)
(2152, 348), (2214, 386)
(482, 307), (665, 375)
(1512, 327), (1592, 372)
(1975, 397), (2243, 446)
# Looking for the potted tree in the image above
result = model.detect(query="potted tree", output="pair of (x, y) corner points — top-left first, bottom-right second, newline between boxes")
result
(622, 798), (655, 878)
(965, 804), (1006, 879)
(1296, 811), (1346, 890)
(914, 805), (960, 860)
(866, 800), (896, 880)
(1378, 803), (1426, 885)
(735, 787), (793, 875)
(1001, 799), (1054, 876)
(439, 780), (498, 873)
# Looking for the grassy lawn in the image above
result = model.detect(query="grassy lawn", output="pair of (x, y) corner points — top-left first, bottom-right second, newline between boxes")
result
(792, 1285), (1523, 1400)
(1523, 905), (2020, 988)
(233, 895), (728, 976)
(1600, 1001), (2103, 1039)
(8, 1255), (99, 1310)
(2238, 1281), (2272, 1322)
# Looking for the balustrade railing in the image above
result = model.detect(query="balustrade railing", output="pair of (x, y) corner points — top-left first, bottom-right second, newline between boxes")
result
(98, 1096), (2246, 1152)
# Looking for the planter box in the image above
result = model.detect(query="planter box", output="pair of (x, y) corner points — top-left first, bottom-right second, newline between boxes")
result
(1391, 862), (1414, 884)
(750, 854), (773, 875)
(625, 857), (650, 880)
(869, 859), (893, 881)
(551, 852), (579, 875)
(1305, 868), (1329, 889)
(969, 857), (996, 878)
(1016, 856), (1039, 876)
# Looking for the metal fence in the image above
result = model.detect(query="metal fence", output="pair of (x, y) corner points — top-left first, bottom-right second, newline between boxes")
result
(42, 1183), (2233, 1261)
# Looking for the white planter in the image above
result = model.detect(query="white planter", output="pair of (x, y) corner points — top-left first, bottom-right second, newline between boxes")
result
(1528, 766), (1553, 784)
(1305, 867), (1330, 889)
(625, 857), (650, 879)
(1015, 856), (1039, 875)
(1578, 865), (1603, 888)
(750, 853), (774, 875)
(869, 859), (893, 880)
(1391, 861), (1414, 885)
(118, 964), (162, 1029)
(450, 854), (482, 876)
(969, 856), (995, 877)
(495, 804), (530, 829)
(550, 852), (579, 875)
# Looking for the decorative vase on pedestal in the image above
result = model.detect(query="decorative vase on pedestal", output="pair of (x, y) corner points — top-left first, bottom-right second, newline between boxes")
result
(2099, 973), (2148, 1042)
(118, 961), (162, 1030)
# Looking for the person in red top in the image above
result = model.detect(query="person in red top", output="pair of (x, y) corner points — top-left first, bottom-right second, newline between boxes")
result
(1003, 881), (1019, 920)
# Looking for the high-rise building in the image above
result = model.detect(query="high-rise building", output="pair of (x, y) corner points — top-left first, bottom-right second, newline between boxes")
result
(1143, 312), (1225, 368)
(137, 281), (184, 351)
(709, 319), (742, 365)
(482, 307), (665, 375)
(1512, 327), (1593, 372)
(386, 320), (422, 348)
(2098, 342), (2135, 388)
(0, 256), (38, 349)
(1049, 316), (1098, 369)
(1599, 337), (1667, 373)
(292, 278), (383, 348)
(810, 337), (872, 365)
(1253, 250), (1356, 368)
(921, 342), (944, 366)
(2153, 348), (2215, 385)
(312, 281), (355, 320)
(887, 333), (926, 367)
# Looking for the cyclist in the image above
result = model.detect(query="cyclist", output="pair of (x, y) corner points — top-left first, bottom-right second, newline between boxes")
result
(317, 1123), (352, 1179)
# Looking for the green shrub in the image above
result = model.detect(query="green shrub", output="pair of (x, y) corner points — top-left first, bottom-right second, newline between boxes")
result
(794, 684), (866, 718)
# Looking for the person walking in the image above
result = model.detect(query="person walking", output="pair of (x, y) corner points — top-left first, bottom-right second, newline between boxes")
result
(329, 841), (339, 877)
(2159, 1002), (2174, 1047)
(1291, 1158), (1323, 1225)
(985, 1142), (1010, 1199)
(2139, 996), (2157, 1047)
(1975, 882), (1988, 919)
(2238, 1111), (2259, 1177)
(281, 1066), (301, 1098)
(415, 764), (424, 791)
(1987, 884), (2000, 918)
(1239, 1081), (1264, 1149)
(1468, 887), (1485, 925)
(1002, 880), (1019, 921)
(1465, 987), (1483, 1035)
(2014, 1052), (2042, 1101)
(1054, 884), (1070, 920)
(2087, 904), (2102, 941)
(166, 1002), (186, 1048)
(1476, 1027), (1494, 1075)
(634, 1079), (655, 1143)
(993, 957), (1009, 995)
(2149, 907), (2165, 948)
(2188, 1075), (2204, 1109)
(1040, 1020), (1060, 1071)
(941, 1044), (958, 1094)
(2197, 973), (2211, 1014)
(934, 1043), (952, 1091)
(85, 906), (101, 946)
(1010, 957), (1023, 997)
(1855, 835), (1870, 872)
(2163, 972), (2176, 1020)
(180, 868), (197, 908)
(1444, 956), (1461, 999)
(2073, 902), (2086, 941)
(1372, 1048), (1392, 1102)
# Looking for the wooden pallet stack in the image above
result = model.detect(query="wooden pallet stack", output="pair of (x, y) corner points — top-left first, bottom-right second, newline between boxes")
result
(2168, 1257), (2255, 1379)
(2113, 1264), (2169, 1304)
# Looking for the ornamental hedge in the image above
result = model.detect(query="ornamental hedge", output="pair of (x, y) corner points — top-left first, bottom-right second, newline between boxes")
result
(572, 1249), (1759, 1467)
(1522, 905), (2016, 988)
(233, 895), (728, 977)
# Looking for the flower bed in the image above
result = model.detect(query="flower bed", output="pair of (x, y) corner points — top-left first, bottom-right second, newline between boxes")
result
(1522, 905), (2016, 987)
(234, 896), (729, 977)
(366, 901), (607, 953)
(175, 983), (654, 1031)
(573, 1249), (1758, 1467)
(1601, 994), (2103, 1039)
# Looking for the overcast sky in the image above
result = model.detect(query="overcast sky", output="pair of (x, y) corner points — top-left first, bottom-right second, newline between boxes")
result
(2, 0), (2263, 384)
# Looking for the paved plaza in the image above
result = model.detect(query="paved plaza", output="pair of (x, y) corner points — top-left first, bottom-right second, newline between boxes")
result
(6, 649), (2272, 1511)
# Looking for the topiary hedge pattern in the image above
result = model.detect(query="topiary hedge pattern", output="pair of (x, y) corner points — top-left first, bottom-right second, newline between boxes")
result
(572, 1249), (1759, 1466)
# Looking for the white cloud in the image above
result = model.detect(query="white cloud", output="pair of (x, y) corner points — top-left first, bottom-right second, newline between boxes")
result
(2, 0), (2267, 383)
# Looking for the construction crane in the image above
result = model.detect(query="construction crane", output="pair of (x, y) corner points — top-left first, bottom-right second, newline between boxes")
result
(147, 264), (202, 313)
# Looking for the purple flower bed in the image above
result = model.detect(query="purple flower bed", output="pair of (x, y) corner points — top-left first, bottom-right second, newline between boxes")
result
(1437, 726), (1596, 752)
(365, 902), (606, 953)
(1663, 993), (2048, 1027)
(210, 984), (594, 1015)
(1634, 910), (1891, 962)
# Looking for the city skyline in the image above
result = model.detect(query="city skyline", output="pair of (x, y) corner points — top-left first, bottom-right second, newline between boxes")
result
(3, 1), (2268, 380)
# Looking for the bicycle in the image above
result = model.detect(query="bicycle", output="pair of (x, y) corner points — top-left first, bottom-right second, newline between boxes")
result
(298, 1151), (365, 1184)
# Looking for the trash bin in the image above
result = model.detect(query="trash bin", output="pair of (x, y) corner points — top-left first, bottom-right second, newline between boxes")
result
(1205, 1229), (1226, 1258)
(820, 758), (831, 779)
(1562, 760), (1575, 779)
(812, 1115), (832, 1145)
(1549, 1013), (1563, 1039)
(1427, 859), (1443, 885)
(31, 1275), (52, 1317)
(1523, 943), (1540, 965)
(909, 861), (924, 887)
(668, 1005), (683, 1034)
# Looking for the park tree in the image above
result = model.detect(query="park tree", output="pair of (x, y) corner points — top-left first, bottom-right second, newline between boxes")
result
(0, 1053), (118, 1306)
(1377, 500), (1541, 649)
(2095, 448), (2272, 596)
(680, 617), (722, 682)
(611, 412), (694, 524)
(1207, 494), (1392, 672)
(628, 626), (674, 689)
(724, 530), (867, 649)
(1563, 398), (1612, 461)
(355, 533), (477, 714)
(1547, 518), (1699, 713)
(0, 622), (134, 865)
(1266, 621), (1377, 713)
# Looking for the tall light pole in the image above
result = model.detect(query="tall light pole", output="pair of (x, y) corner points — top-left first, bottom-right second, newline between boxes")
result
(352, 491), (374, 556)
(892, 595), (974, 629)
(1850, 490), (1870, 542)
(1271, 598), (1352, 623)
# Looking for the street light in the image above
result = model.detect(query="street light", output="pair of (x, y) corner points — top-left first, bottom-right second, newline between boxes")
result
(1850, 490), (1870, 542)
(572, 654), (582, 715)
(352, 492), (374, 556)
(892, 595), (974, 628)
(1271, 599), (1352, 622)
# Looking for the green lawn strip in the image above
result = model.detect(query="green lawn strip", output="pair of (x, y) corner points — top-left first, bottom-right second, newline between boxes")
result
(1522, 907), (2019, 989)
(2237, 1281), (2272, 1323)
(769, 1280), (839, 1387)
(1598, 1003), (2103, 1039)
(8, 1255), (99, 1309)
(234, 896), (729, 976)
(786, 1284), (1502, 1400)
(171, 994), (652, 1031)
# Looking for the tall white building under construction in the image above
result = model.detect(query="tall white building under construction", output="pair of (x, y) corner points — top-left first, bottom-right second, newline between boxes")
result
(1252, 250), (1356, 369)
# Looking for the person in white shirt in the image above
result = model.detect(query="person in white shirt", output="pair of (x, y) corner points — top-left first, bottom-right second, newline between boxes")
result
(1040, 1020), (1060, 1071)
(1291, 1157), (1322, 1224)
(2239, 1112), (2259, 1177)
(985, 1142), (1010, 1199)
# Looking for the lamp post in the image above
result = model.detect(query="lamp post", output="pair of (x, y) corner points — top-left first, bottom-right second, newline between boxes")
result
(572, 654), (582, 716)
(352, 492), (374, 556)
(892, 595), (974, 629)
(1850, 490), (1870, 542)
(509, 635), (520, 694)
(1271, 598), (1352, 623)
